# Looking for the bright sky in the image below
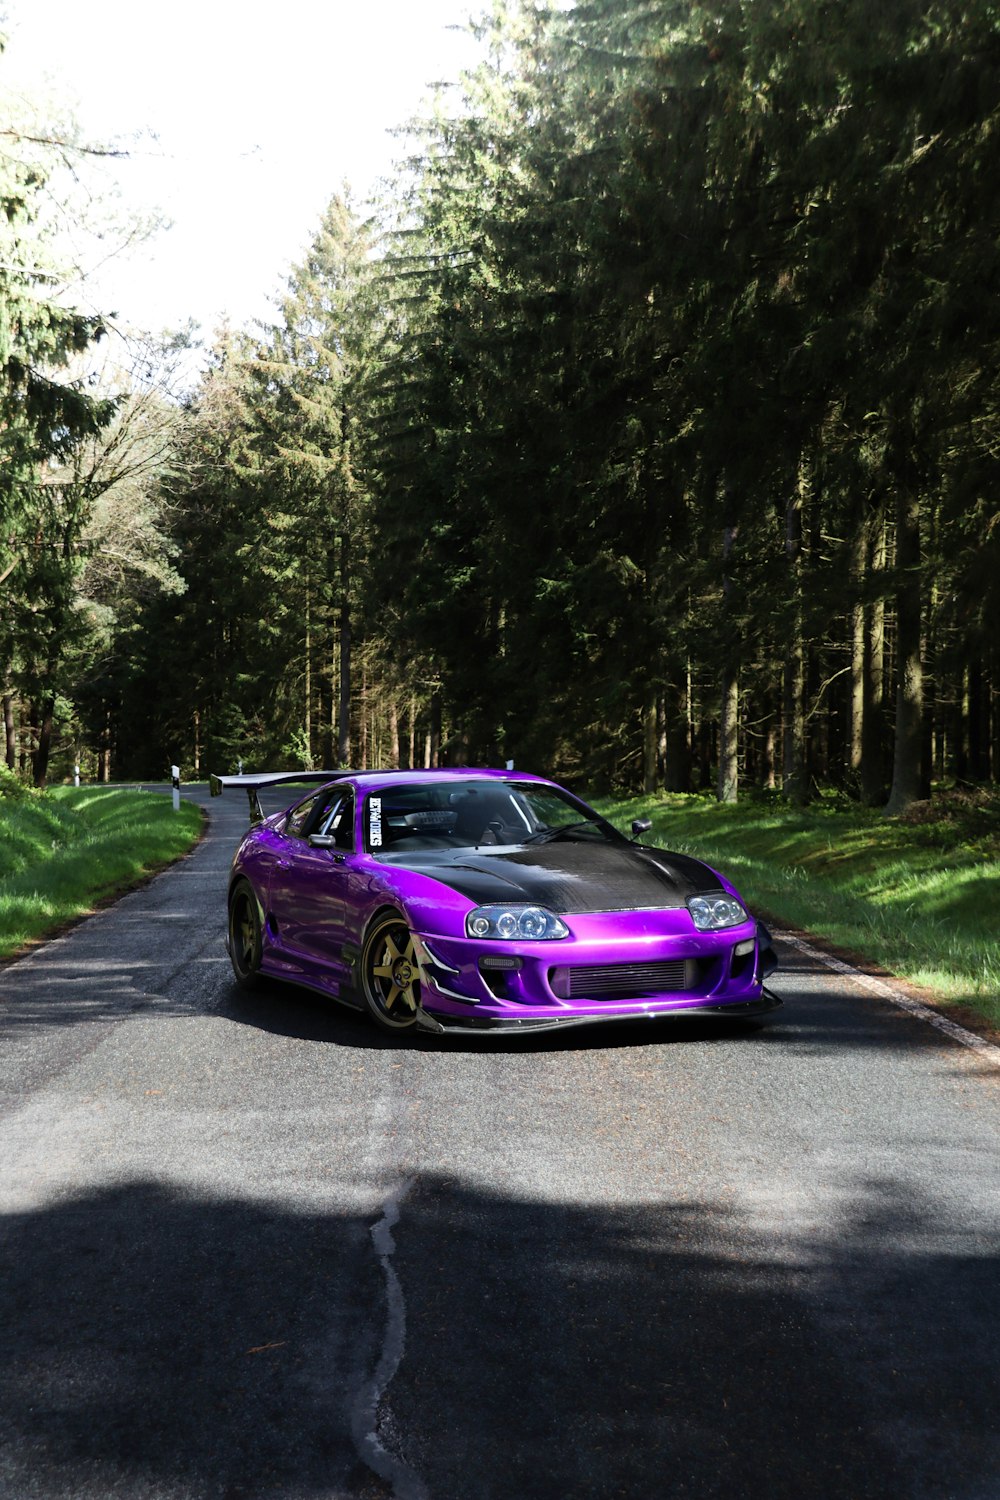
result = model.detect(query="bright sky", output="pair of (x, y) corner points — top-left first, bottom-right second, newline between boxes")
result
(2, 0), (479, 348)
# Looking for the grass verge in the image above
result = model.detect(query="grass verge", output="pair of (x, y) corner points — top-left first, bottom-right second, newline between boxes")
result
(596, 788), (1000, 1033)
(0, 787), (204, 962)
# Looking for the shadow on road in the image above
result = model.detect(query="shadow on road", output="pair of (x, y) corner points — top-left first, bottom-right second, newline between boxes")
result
(0, 949), (229, 1037)
(2, 1170), (998, 1499)
(215, 976), (780, 1055)
(216, 966), (972, 1066)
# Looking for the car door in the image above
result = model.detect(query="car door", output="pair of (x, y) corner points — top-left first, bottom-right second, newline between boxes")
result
(267, 788), (356, 980)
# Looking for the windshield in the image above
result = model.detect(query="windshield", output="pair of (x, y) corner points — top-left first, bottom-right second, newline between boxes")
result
(363, 780), (622, 856)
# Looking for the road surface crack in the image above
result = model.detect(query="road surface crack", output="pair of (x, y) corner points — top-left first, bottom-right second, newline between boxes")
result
(352, 1176), (428, 1500)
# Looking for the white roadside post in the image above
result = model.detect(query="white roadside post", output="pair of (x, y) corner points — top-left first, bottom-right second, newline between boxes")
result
(73, 762), (80, 787)
(171, 764), (181, 813)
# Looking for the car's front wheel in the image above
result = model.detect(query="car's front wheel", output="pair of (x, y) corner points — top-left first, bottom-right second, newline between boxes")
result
(361, 913), (424, 1032)
(228, 879), (264, 989)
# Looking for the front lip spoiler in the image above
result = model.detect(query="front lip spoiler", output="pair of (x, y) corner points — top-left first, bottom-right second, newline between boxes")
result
(416, 988), (783, 1036)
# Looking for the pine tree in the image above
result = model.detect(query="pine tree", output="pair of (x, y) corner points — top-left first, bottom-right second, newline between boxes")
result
(1, 40), (116, 782)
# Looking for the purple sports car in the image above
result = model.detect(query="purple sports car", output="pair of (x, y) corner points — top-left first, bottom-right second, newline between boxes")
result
(212, 769), (780, 1036)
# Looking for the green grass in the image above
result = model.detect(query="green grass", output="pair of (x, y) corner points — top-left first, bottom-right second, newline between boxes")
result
(596, 788), (1000, 1031)
(0, 787), (203, 961)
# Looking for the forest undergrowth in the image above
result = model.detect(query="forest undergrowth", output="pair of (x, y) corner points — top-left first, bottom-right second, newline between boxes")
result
(599, 787), (1000, 1032)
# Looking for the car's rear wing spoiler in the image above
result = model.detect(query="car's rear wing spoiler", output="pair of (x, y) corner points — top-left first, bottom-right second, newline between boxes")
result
(211, 771), (351, 824)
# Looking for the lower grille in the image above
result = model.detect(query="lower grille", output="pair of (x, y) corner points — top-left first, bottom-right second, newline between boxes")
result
(549, 958), (697, 1001)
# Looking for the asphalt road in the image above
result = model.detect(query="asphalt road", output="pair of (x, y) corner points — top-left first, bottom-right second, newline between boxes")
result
(2, 784), (999, 1500)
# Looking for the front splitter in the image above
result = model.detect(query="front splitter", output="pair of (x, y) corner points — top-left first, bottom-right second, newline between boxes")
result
(416, 989), (783, 1035)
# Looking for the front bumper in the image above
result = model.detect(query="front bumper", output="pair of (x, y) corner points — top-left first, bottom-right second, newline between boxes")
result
(413, 912), (778, 1030)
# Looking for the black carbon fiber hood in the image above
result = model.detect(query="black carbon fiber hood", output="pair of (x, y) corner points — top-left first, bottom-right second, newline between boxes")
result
(401, 841), (723, 913)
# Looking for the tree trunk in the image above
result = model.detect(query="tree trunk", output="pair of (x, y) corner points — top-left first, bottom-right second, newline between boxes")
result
(31, 697), (54, 788)
(389, 703), (400, 769)
(2, 693), (15, 772)
(717, 669), (739, 803)
(429, 694), (442, 769)
(956, 661), (970, 781)
(656, 696), (667, 786)
(849, 526), (866, 782)
(642, 691), (658, 794)
(360, 661), (368, 771)
(325, 612), (337, 769)
(861, 516), (887, 805)
(99, 707), (112, 782)
(764, 713), (777, 791)
(716, 481), (740, 804)
(304, 578), (313, 768)
(970, 661), (983, 779)
(991, 646), (999, 781)
(920, 572), (936, 800)
(337, 534), (351, 767)
(885, 483), (923, 814)
(663, 673), (691, 792)
(991, 649), (999, 781)
(783, 470), (808, 805)
(696, 713), (712, 790)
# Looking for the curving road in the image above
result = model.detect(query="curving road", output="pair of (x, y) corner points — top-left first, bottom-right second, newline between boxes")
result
(2, 784), (999, 1499)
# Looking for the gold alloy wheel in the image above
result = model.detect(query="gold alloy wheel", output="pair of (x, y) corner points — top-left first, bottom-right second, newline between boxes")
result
(363, 917), (426, 1030)
(228, 881), (263, 989)
(235, 902), (255, 968)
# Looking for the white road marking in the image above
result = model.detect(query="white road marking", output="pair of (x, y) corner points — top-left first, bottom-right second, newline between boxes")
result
(352, 1177), (429, 1500)
(774, 929), (1000, 1065)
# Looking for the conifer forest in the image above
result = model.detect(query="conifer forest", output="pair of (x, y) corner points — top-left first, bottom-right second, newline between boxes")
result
(3, 0), (1000, 811)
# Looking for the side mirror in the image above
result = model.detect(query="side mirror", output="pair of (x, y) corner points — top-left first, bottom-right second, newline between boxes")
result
(630, 818), (653, 842)
(308, 833), (336, 849)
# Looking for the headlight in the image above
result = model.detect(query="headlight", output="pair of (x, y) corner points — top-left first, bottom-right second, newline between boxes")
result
(466, 905), (569, 940)
(687, 894), (748, 931)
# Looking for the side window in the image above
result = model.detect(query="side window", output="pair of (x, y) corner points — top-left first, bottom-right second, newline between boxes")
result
(318, 790), (354, 851)
(286, 793), (320, 838)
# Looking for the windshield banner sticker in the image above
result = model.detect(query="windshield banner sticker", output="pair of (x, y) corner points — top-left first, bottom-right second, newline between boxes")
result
(369, 796), (383, 847)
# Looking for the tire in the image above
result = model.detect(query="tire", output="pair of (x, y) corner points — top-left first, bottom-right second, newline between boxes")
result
(360, 912), (424, 1032)
(228, 879), (265, 990)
